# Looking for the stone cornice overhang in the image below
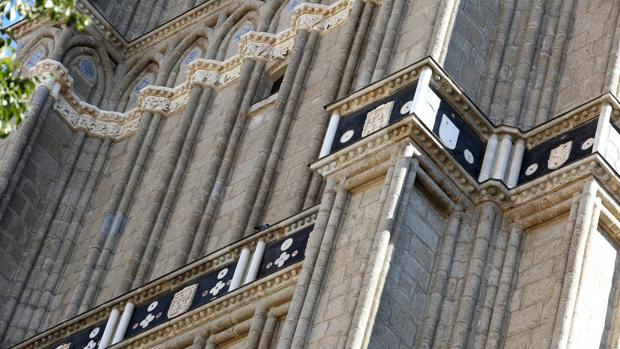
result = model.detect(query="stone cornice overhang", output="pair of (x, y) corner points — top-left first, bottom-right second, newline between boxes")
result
(312, 57), (620, 216)
(504, 154), (620, 242)
(13, 207), (318, 349)
(324, 57), (494, 140)
(114, 266), (300, 349)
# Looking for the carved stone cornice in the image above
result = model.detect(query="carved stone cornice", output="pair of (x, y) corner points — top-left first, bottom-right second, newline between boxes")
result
(522, 94), (620, 148)
(4, 17), (50, 42)
(311, 115), (479, 196)
(326, 61), (426, 119)
(118, 266), (299, 349)
(15, 207), (318, 349)
(122, 0), (229, 56)
(426, 59), (494, 139)
(76, 0), (126, 49)
(473, 180), (510, 206)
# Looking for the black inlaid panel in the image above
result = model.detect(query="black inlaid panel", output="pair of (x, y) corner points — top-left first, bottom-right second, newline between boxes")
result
(190, 261), (237, 308)
(429, 100), (485, 178)
(519, 120), (597, 184)
(41, 228), (314, 347)
(330, 86), (416, 153)
(125, 261), (236, 338)
(257, 225), (313, 279)
(329, 85), (485, 179)
(47, 322), (105, 349)
(126, 291), (174, 337)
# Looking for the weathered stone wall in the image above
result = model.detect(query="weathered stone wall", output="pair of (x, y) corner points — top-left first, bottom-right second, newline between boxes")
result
(306, 179), (385, 348)
(503, 217), (572, 348)
(443, 0), (499, 105)
(368, 183), (445, 348)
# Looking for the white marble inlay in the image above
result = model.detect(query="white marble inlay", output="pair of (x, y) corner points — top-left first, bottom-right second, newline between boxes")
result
(438, 114), (459, 150)
(547, 141), (572, 170)
(340, 130), (354, 143)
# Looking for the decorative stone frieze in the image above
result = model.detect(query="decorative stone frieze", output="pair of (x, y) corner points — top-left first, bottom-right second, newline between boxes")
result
(27, 0), (353, 141)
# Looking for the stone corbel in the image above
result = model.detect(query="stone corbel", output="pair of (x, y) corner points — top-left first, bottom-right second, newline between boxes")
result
(473, 180), (509, 206)
(291, 3), (329, 32)
(30, 59), (74, 95)
(239, 32), (277, 61)
(361, 0), (383, 6)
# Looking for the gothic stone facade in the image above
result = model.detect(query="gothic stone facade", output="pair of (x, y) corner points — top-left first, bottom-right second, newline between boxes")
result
(3, 0), (620, 348)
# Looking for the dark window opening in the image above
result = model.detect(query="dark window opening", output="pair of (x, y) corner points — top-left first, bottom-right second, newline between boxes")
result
(270, 75), (284, 96)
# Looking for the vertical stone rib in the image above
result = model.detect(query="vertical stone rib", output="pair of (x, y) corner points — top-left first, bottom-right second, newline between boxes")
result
(275, 178), (338, 349)
(338, 3), (375, 97)
(65, 111), (154, 317)
(42, 139), (112, 329)
(371, 0), (407, 81)
(344, 144), (417, 349)
(3, 131), (86, 344)
(242, 31), (316, 238)
(135, 87), (212, 284)
(356, 0), (394, 88)
(417, 207), (463, 348)
(0, 85), (49, 214)
(25, 139), (107, 336)
(0, 95), (53, 340)
(173, 59), (256, 267)
(245, 306), (267, 349)
(288, 185), (348, 349)
(488, 0), (530, 119)
(129, 87), (204, 287)
(434, 217), (476, 347)
(427, 0), (459, 60)
(448, 202), (498, 348)
(503, 0), (545, 126)
(483, 223), (524, 349)
(360, 164), (416, 347)
(191, 60), (265, 259)
(300, 0), (366, 210)
(257, 313), (278, 349)
(603, 0), (620, 96)
(520, 0), (562, 127)
(469, 222), (511, 348)
(478, 0), (517, 114)
(567, 198), (603, 348)
(103, 112), (165, 296)
(550, 180), (600, 348)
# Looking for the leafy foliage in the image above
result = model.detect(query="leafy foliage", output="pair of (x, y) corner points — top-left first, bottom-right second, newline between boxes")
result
(0, 0), (89, 138)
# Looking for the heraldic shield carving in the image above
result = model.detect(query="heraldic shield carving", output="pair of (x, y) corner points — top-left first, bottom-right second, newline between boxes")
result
(438, 114), (459, 150)
(167, 284), (198, 319)
(547, 141), (572, 170)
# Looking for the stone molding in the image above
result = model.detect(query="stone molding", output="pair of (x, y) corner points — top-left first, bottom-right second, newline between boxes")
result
(15, 207), (318, 349)
(313, 64), (620, 225)
(118, 267), (299, 349)
(28, 0), (352, 141)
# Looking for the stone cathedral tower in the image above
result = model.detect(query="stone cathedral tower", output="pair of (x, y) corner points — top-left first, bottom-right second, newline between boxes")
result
(2, 0), (620, 348)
